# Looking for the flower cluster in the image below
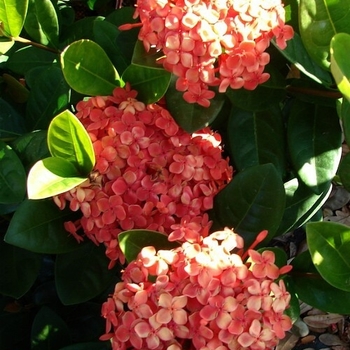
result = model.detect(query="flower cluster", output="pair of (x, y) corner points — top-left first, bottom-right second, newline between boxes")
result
(100, 228), (293, 349)
(132, 0), (294, 106)
(53, 85), (232, 266)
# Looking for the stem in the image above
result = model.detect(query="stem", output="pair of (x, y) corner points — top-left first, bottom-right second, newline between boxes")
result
(13, 36), (60, 54)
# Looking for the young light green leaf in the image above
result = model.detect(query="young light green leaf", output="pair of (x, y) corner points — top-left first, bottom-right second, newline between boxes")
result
(118, 230), (180, 263)
(0, 140), (26, 204)
(299, 0), (350, 70)
(122, 64), (171, 104)
(306, 221), (350, 292)
(24, 0), (59, 48)
(27, 157), (88, 200)
(61, 39), (121, 96)
(48, 110), (95, 174)
(331, 33), (350, 102)
(0, 0), (28, 37)
(0, 37), (14, 54)
(4, 199), (81, 254)
(287, 99), (342, 194)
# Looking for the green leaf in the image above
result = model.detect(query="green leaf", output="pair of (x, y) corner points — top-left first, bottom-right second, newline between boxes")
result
(0, 97), (26, 139)
(291, 250), (350, 313)
(55, 242), (118, 305)
(225, 65), (286, 111)
(118, 229), (180, 264)
(331, 33), (350, 101)
(27, 157), (87, 200)
(0, 37), (14, 54)
(0, 240), (41, 298)
(276, 178), (332, 235)
(340, 98), (350, 145)
(273, 32), (333, 87)
(299, 0), (350, 70)
(306, 221), (350, 292)
(227, 106), (286, 176)
(0, 0), (28, 37)
(210, 163), (286, 248)
(338, 153), (350, 192)
(60, 39), (121, 96)
(132, 40), (164, 69)
(59, 342), (111, 350)
(283, 276), (301, 323)
(4, 199), (81, 254)
(0, 140), (26, 204)
(24, 0), (59, 48)
(122, 64), (171, 104)
(31, 306), (71, 350)
(5, 45), (58, 75)
(2, 73), (30, 103)
(26, 65), (71, 130)
(165, 76), (225, 133)
(10, 130), (49, 170)
(287, 99), (342, 194)
(48, 110), (95, 174)
(93, 19), (129, 74)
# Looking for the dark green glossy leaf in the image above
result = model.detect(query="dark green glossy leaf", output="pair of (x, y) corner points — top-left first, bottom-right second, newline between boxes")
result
(338, 153), (350, 192)
(59, 342), (111, 350)
(340, 98), (350, 145)
(5, 46), (58, 75)
(287, 99), (342, 194)
(24, 0), (59, 48)
(25, 65), (70, 130)
(0, 140), (26, 204)
(55, 242), (117, 305)
(93, 20), (129, 74)
(0, 97), (26, 139)
(225, 66), (286, 111)
(291, 250), (350, 313)
(276, 178), (332, 235)
(227, 106), (286, 175)
(10, 130), (49, 170)
(122, 63), (171, 104)
(0, 0), (28, 37)
(27, 157), (87, 200)
(60, 39), (121, 96)
(0, 239), (41, 298)
(273, 32), (332, 86)
(2, 73), (30, 103)
(165, 76), (225, 133)
(306, 221), (350, 292)
(299, 0), (350, 70)
(132, 40), (164, 69)
(283, 276), (301, 323)
(31, 306), (71, 350)
(48, 110), (95, 174)
(4, 199), (80, 254)
(331, 33), (350, 101)
(210, 163), (285, 248)
(118, 229), (180, 264)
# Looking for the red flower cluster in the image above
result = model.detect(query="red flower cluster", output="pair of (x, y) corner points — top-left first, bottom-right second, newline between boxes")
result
(132, 0), (294, 106)
(53, 85), (232, 267)
(100, 228), (293, 349)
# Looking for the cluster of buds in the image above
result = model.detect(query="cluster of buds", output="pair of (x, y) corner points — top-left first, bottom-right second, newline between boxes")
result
(53, 85), (232, 267)
(129, 0), (293, 106)
(100, 228), (293, 349)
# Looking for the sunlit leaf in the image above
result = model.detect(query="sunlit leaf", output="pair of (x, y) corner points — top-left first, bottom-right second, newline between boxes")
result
(4, 199), (80, 254)
(287, 99), (342, 194)
(331, 33), (350, 102)
(0, 0), (28, 37)
(61, 39), (121, 96)
(299, 0), (350, 70)
(307, 221), (350, 292)
(48, 110), (95, 174)
(118, 229), (180, 263)
(27, 157), (87, 200)
(0, 37), (14, 54)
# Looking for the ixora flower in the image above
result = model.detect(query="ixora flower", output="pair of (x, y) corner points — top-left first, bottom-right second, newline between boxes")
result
(127, 0), (293, 106)
(53, 84), (232, 267)
(100, 228), (293, 350)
